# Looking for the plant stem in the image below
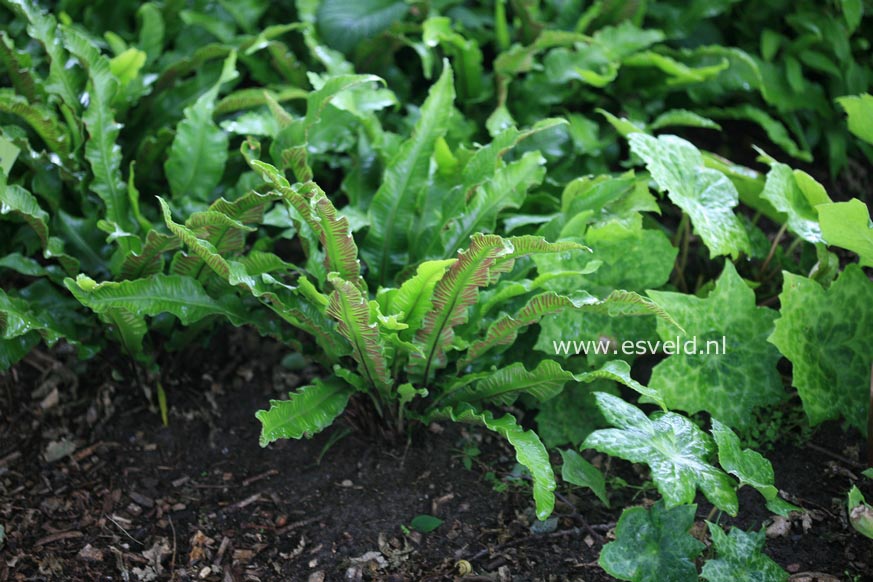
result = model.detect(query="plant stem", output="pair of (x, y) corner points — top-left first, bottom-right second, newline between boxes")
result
(759, 222), (788, 278)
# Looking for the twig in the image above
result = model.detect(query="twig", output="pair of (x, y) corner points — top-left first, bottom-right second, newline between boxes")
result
(553, 490), (605, 544)
(806, 442), (866, 469)
(105, 514), (144, 546)
(168, 515), (177, 581)
(759, 222), (788, 278)
(242, 469), (278, 487)
(465, 524), (614, 562)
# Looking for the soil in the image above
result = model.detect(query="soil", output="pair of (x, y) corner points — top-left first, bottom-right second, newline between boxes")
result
(1, 329), (872, 582)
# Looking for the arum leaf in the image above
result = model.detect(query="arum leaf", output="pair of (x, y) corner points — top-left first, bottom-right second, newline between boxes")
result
(711, 419), (799, 516)
(584, 392), (738, 515)
(701, 524), (788, 582)
(629, 133), (750, 259)
(316, 0), (408, 53)
(599, 501), (704, 582)
(759, 161), (828, 243)
(836, 93), (873, 145)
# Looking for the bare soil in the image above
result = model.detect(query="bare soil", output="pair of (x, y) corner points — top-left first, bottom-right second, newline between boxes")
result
(1, 329), (871, 581)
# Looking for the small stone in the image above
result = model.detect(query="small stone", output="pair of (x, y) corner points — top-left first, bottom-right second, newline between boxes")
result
(308, 572), (325, 582)
(340, 479), (353, 487)
(199, 566), (212, 579)
(78, 544), (104, 562)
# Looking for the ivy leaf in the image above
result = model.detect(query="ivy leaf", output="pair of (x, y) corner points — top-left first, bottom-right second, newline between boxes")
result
(584, 392), (738, 515)
(560, 449), (609, 507)
(711, 419), (799, 516)
(629, 133), (750, 259)
(647, 262), (784, 429)
(818, 199), (873, 268)
(768, 265), (873, 433)
(701, 524), (788, 582)
(599, 501), (704, 582)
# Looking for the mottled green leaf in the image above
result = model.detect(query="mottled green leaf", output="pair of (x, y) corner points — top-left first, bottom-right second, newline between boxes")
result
(584, 393), (738, 514)
(768, 265), (873, 433)
(600, 501), (704, 582)
(701, 524), (788, 582)
(711, 419), (798, 516)
(647, 263), (784, 429)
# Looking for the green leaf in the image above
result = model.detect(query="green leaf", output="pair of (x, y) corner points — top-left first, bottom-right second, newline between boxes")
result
(647, 263), (783, 429)
(316, 0), (407, 53)
(377, 259), (455, 338)
(435, 404), (555, 520)
(326, 273), (392, 392)
(5, 0), (81, 110)
(701, 524), (788, 582)
(441, 151), (547, 257)
(409, 514), (443, 533)
(584, 393), (738, 515)
(411, 233), (512, 382)
(768, 265), (873, 433)
(442, 359), (571, 407)
(363, 63), (455, 284)
(711, 419), (798, 516)
(629, 133), (750, 259)
(0, 89), (69, 156)
(650, 110), (721, 132)
(702, 106), (811, 162)
(467, 290), (677, 365)
(256, 377), (354, 446)
(848, 485), (873, 539)
(0, 176), (78, 274)
(64, 273), (250, 356)
(120, 231), (180, 280)
(165, 52), (238, 205)
(63, 28), (134, 240)
(599, 501), (704, 582)
(536, 380), (617, 449)
(818, 199), (873, 267)
(836, 94), (873, 145)
(560, 449), (609, 507)
(109, 47), (146, 86)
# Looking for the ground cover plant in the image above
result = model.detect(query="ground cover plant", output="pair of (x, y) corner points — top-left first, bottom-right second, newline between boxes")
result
(1, 0), (873, 579)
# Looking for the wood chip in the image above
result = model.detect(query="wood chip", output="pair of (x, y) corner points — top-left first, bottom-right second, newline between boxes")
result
(35, 530), (83, 546)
